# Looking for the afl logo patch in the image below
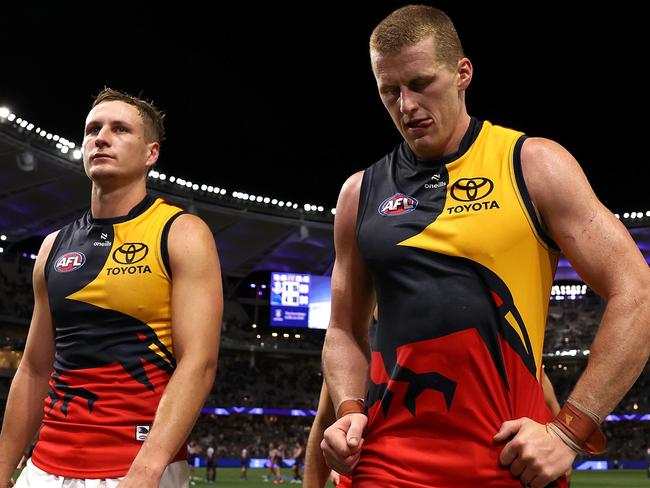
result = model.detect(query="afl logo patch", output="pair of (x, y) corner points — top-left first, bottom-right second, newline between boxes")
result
(54, 252), (86, 272)
(378, 193), (418, 216)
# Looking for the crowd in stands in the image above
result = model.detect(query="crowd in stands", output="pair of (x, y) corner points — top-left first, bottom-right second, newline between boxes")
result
(191, 413), (311, 459)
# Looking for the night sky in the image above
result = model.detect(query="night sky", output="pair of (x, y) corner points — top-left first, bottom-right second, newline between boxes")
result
(1, 3), (646, 212)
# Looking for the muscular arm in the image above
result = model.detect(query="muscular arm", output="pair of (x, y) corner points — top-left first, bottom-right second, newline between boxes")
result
(524, 138), (650, 418)
(496, 138), (650, 487)
(322, 171), (375, 411)
(304, 381), (336, 488)
(320, 172), (375, 475)
(122, 214), (223, 485)
(0, 232), (57, 485)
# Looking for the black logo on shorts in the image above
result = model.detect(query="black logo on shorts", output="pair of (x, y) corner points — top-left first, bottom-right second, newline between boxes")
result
(113, 242), (149, 264)
(450, 177), (494, 202)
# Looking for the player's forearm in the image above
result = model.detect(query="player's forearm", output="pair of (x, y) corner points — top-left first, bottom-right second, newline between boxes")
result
(569, 290), (650, 419)
(0, 366), (49, 480)
(322, 326), (370, 411)
(128, 356), (217, 477)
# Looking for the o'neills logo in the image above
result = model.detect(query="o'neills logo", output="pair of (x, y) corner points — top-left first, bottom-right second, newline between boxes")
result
(54, 252), (86, 272)
(447, 177), (500, 214)
(107, 242), (151, 276)
(378, 193), (418, 216)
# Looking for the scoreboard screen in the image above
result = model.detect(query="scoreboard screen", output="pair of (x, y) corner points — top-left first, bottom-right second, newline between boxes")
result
(270, 272), (331, 329)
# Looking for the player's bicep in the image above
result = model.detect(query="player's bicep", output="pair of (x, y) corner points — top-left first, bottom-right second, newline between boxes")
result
(167, 214), (223, 363)
(21, 232), (58, 376)
(329, 172), (375, 338)
(522, 138), (649, 298)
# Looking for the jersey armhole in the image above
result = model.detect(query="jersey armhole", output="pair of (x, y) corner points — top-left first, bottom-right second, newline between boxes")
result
(161, 211), (188, 279)
(512, 135), (559, 252)
(44, 231), (65, 283)
(355, 169), (372, 244)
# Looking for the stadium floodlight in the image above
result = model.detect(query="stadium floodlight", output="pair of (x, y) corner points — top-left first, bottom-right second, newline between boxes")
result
(72, 150), (82, 160)
(201, 184), (207, 191)
(1, 235), (7, 241)
(272, 332), (278, 337)
(0, 247), (3, 253)
(8, 113), (16, 122)
(623, 212), (629, 218)
(331, 208), (336, 215)
(0, 107), (10, 119)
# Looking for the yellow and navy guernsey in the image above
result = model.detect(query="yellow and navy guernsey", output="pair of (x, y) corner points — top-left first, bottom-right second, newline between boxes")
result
(355, 118), (568, 487)
(33, 196), (186, 478)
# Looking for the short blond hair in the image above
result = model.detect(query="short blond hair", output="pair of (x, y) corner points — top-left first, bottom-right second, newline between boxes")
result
(370, 5), (464, 67)
(92, 87), (165, 144)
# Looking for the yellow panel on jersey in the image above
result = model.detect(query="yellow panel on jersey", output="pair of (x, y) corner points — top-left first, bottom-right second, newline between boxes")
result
(67, 198), (180, 356)
(398, 121), (558, 375)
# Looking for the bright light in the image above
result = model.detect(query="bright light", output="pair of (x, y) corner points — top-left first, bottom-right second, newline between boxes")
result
(256, 334), (261, 339)
(0, 234), (6, 241)
(304, 204), (311, 211)
(317, 206), (324, 212)
(283, 333), (289, 338)
(271, 332), (278, 337)
(623, 212), (629, 218)
(0, 107), (10, 118)
(272, 199), (278, 205)
(0, 247), (3, 253)
(72, 149), (82, 160)
(201, 184), (207, 191)
(192, 184), (199, 190)
(294, 334), (301, 339)
(331, 208), (336, 215)
(252, 324), (257, 329)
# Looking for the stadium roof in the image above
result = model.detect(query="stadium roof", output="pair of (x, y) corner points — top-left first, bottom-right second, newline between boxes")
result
(0, 117), (334, 278)
(1, 112), (648, 281)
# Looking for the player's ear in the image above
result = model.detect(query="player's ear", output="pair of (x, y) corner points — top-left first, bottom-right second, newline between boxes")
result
(457, 58), (473, 91)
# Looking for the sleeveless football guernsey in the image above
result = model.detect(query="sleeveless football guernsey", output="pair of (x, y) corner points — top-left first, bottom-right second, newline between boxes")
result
(32, 196), (186, 478)
(355, 118), (567, 487)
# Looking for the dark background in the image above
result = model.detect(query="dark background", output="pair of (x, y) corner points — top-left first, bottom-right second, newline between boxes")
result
(1, 2), (646, 211)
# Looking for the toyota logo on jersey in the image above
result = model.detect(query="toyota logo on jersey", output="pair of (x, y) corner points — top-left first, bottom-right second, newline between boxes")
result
(378, 193), (418, 216)
(54, 251), (86, 272)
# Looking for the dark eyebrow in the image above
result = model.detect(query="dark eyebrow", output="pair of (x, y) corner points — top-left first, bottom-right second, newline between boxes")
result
(84, 119), (134, 132)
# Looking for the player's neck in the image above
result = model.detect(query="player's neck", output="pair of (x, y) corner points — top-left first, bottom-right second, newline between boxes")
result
(90, 180), (147, 219)
(444, 110), (471, 156)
